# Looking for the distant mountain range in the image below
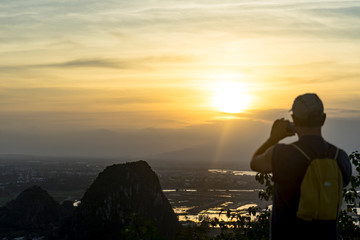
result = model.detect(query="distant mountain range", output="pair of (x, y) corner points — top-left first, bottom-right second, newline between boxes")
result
(0, 118), (358, 169)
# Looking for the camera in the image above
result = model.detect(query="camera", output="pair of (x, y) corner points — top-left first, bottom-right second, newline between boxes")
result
(287, 122), (295, 134)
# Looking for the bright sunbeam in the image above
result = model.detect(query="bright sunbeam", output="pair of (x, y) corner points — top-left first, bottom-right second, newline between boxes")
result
(212, 81), (252, 113)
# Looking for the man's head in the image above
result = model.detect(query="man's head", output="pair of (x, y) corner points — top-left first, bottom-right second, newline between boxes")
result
(291, 93), (326, 128)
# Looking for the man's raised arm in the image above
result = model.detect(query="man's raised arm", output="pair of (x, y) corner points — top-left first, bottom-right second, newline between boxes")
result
(250, 118), (295, 173)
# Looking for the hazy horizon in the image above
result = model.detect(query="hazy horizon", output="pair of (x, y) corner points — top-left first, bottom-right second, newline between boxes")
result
(0, 111), (359, 171)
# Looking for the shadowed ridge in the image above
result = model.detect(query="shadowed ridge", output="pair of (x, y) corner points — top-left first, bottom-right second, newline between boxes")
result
(0, 185), (61, 237)
(63, 160), (180, 240)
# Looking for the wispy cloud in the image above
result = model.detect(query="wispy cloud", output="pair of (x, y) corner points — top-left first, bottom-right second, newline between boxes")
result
(38, 59), (126, 69)
(0, 54), (197, 71)
(2, 0), (360, 47)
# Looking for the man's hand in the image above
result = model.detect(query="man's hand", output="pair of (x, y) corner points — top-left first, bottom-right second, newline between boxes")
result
(270, 118), (295, 142)
(250, 118), (296, 173)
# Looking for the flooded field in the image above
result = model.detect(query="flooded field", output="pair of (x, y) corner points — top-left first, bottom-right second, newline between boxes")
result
(159, 168), (267, 223)
(164, 188), (268, 223)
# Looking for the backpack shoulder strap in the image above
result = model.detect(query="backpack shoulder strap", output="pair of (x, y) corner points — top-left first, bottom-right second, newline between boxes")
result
(334, 147), (339, 160)
(324, 142), (339, 160)
(291, 144), (311, 162)
(291, 143), (339, 162)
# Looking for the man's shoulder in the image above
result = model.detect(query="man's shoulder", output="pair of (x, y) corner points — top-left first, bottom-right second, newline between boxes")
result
(323, 141), (349, 160)
(323, 142), (352, 186)
(326, 143), (351, 166)
(273, 142), (299, 153)
(272, 142), (304, 163)
(329, 142), (347, 153)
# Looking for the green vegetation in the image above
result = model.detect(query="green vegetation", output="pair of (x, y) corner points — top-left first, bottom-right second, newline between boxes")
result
(338, 151), (360, 240)
(176, 151), (360, 240)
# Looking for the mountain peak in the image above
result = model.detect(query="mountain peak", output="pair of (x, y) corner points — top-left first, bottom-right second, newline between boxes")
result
(63, 160), (180, 239)
(0, 185), (61, 236)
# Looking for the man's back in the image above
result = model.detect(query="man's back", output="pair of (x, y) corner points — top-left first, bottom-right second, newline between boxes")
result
(271, 136), (351, 240)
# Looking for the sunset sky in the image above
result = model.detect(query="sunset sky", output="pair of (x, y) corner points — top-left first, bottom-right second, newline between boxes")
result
(1, 1), (360, 162)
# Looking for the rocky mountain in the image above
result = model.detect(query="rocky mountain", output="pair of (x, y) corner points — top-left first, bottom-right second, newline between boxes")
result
(0, 161), (180, 239)
(62, 160), (180, 240)
(0, 185), (62, 238)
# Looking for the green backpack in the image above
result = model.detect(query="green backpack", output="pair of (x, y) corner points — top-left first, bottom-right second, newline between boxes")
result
(291, 144), (343, 221)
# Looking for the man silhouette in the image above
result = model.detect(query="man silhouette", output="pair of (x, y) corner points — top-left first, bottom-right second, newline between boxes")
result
(250, 93), (352, 240)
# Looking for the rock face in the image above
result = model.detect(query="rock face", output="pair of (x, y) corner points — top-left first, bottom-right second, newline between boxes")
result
(0, 185), (61, 237)
(63, 160), (180, 240)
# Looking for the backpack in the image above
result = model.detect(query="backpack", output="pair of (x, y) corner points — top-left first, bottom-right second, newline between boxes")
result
(291, 144), (343, 221)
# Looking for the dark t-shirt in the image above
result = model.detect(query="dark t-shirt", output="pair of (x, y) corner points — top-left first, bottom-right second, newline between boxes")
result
(271, 136), (352, 240)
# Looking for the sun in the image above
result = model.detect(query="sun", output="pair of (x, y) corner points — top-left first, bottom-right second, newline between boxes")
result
(212, 81), (252, 113)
